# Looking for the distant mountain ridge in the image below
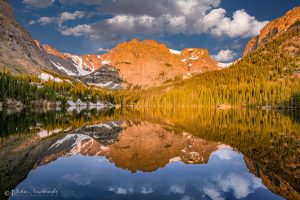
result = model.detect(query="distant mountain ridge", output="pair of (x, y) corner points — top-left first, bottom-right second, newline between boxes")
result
(37, 39), (219, 88)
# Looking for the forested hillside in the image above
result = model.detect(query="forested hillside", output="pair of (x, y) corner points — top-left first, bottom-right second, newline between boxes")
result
(0, 71), (115, 106)
(117, 27), (300, 108)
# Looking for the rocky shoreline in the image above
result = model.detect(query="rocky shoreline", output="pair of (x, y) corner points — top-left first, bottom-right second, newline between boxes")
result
(0, 99), (114, 113)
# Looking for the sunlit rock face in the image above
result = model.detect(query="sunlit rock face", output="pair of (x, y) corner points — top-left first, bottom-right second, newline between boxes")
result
(109, 39), (218, 88)
(179, 48), (218, 74)
(0, 133), (59, 198)
(243, 6), (300, 57)
(37, 121), (220, 172)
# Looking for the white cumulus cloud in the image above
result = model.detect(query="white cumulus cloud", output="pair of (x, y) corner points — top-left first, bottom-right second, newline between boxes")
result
(60, 24), (93, 36)
(218, 174), (265, 199)
(27, 0), (269, 49)
(208, 9), (268, 38)
(54, 0), (222, 38)
(31, 11), (85, 27)
(170, 185), (185, 194)
(212, 49), (237, 62)
(23, 0), (54, 8)
(108, 186), (134, 195)
(213, 148), (237, 160)
(140, 187), (154, 194)
(203, 187), (224, 200)
(58, 11), (85, 25)
(38, 17), (55, 25)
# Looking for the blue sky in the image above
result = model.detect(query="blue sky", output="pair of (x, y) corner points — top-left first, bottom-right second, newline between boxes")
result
(10, 0), (299, 62)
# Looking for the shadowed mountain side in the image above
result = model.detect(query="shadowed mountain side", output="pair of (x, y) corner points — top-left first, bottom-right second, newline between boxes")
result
(0, 134), (61, 200)
(0, 0), (53, 74)
(77, 65), (123, 90)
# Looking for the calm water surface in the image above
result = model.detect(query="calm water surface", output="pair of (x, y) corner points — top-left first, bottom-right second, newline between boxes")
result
(0, 108), (299, 200)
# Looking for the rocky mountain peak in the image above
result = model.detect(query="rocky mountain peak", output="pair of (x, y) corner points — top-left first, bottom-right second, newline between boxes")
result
(243, 6), (300, 56)
(110, 39), (188, 87)
(0, 0), (15, 21)
(43, 44), (69, 60)
(180, 48), (217, 74)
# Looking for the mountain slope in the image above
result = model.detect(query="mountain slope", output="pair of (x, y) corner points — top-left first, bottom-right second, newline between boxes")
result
(77, 65), (122, 89)
(35, 41), (94, 76)
(0, 0), (53, 74)
(243, 6), (300, 56)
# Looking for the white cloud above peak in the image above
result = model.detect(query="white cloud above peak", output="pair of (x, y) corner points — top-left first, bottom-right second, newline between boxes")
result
(38, 16), (55, 25)
(208, 9), (268, 38)
(213, 49), (238, 62)
(30, 11), (85, 27)
(25, 0), (269, 49)
(59, 11), (85, 23)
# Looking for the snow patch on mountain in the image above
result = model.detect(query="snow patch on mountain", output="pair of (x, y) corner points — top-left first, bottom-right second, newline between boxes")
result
(169, 157), (182, 163)
(62, 55), (92, 76)
(170, 49), (181, 55)
(39, 72), (63, 83)
(37, 128), (62, 138)
(102, 60), (110, 65)
(50, 60), (77, 76)
(49, 134), (91, 150)
(217, 62), (234, 68)
(88, 81), (112, 87)
(190, 56), (199, 60)
(86, 123), (112, 129)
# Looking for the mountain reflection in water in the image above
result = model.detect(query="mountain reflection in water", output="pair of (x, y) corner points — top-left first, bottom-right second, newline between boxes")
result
(39, 121), (222, 172)
(0, 108), (299, 200)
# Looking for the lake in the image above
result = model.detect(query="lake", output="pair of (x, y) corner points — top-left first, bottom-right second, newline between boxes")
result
(0, 107), (299, 200)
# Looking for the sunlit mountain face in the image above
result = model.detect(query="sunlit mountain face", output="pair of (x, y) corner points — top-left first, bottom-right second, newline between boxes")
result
(1, 108), (299, 200)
